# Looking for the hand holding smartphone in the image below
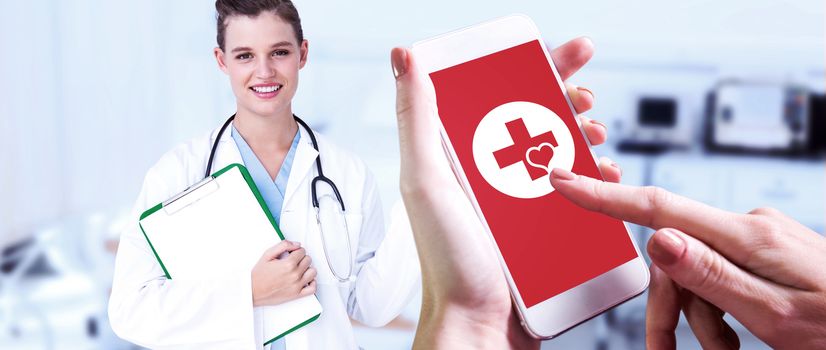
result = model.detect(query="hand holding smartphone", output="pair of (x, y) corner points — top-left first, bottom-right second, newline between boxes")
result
(411, 15), (649, 338)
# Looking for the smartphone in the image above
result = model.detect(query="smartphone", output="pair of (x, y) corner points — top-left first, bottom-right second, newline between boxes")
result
(411, 15), (649, 339)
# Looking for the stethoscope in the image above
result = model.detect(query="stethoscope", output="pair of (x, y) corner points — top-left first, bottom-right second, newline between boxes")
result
(205, 114), (354, 283)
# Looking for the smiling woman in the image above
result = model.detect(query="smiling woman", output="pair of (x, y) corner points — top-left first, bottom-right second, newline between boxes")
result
(107, 1), (421, 349)
(213, 2), (307, 148)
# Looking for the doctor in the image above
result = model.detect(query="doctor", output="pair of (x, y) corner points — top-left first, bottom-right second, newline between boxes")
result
(108, 1), (419, 349)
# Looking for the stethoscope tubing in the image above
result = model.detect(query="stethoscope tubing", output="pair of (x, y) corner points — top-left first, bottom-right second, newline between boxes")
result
(206, 114), (354, 283)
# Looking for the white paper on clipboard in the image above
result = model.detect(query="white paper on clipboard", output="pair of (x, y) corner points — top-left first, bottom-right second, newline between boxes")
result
(138, 163), (322, 346)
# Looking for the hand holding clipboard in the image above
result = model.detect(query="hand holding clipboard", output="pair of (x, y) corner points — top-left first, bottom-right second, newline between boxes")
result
(138, 163), (322, 346)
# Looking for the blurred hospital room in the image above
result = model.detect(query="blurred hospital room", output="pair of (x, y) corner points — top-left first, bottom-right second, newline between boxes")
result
(0, 0), (823, 349)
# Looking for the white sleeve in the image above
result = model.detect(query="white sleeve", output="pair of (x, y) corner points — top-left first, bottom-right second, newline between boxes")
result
(108, 168), (259, 350)
(346, 169), (421, 327)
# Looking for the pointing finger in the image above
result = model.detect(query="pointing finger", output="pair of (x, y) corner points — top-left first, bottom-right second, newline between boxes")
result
(550, 170), (752, 264)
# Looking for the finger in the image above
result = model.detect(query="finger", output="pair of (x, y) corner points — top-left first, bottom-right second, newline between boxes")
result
(392, 47), (457, 192)
(300, 267), (317, 286)
(297, 254), (312, 271)
(721, 319), (741, 349)
(260, 240), (299, 261)
(549, 37), (594, 81)
(286, 247), (307, 264)
(549, 170), (752, 263)
(681, 291), (739, 350)
(299, 280), (317, 296)
(597, 156), (621, 183)
(567, 84), (594, 114)
(648, 228), (786, 339)
(578, 115), (607, 145)
(646, 265), (680, 350)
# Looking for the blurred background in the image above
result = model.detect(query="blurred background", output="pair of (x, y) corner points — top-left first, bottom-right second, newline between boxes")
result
(0, 0), (823, 349)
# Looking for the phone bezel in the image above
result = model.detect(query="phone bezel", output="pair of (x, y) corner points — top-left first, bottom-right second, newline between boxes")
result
(411, 14), (650, 339)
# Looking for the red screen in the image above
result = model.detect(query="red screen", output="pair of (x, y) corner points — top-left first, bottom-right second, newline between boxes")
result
(429, 40), (637, 307)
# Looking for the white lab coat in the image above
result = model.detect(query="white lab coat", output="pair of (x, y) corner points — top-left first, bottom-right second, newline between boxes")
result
(109, 121), (420, 350)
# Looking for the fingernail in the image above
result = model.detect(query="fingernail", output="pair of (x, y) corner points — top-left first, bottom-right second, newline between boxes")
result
(649, 229), (685, 266)
(576, 86), (594, 101)
(391, 48), (408, 79)
(550, 168), (576, 181)
(589, 118), (607, 130)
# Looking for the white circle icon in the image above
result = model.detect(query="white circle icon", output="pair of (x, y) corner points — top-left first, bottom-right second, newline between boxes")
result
(472, 101), (575, 199)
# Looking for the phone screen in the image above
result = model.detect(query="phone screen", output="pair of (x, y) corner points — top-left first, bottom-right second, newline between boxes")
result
(429, 40), (638, 307)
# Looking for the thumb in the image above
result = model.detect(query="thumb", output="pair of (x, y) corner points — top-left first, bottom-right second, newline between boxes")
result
(260, 240), (299, 261)
(648, 228), (784, 335)
(391, 47), (453, 191)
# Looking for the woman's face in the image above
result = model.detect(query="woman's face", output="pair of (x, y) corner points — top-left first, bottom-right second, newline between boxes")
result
(215, 11), (307, 119)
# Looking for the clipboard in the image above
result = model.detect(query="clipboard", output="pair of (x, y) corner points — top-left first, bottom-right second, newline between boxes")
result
(138, 163), (322, 346)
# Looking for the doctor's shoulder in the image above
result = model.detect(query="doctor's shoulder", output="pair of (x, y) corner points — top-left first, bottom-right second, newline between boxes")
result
(135, 130), (214, 208)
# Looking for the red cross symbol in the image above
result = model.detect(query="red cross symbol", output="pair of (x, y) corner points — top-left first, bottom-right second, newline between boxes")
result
(492, 118), (558, 180)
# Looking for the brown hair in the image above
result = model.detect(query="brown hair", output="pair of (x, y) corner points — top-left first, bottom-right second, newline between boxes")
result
(215, 0), (304, 51)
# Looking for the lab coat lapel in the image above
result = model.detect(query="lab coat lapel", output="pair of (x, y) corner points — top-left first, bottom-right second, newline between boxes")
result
(284, 125), (319, 212)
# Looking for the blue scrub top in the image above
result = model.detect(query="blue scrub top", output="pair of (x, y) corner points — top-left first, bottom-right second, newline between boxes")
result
(231, 125), (300, 350)
(231, 125), (300, 223)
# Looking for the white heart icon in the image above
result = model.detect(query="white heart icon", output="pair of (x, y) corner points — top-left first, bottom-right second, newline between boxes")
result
(524, 142), (556, 174)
